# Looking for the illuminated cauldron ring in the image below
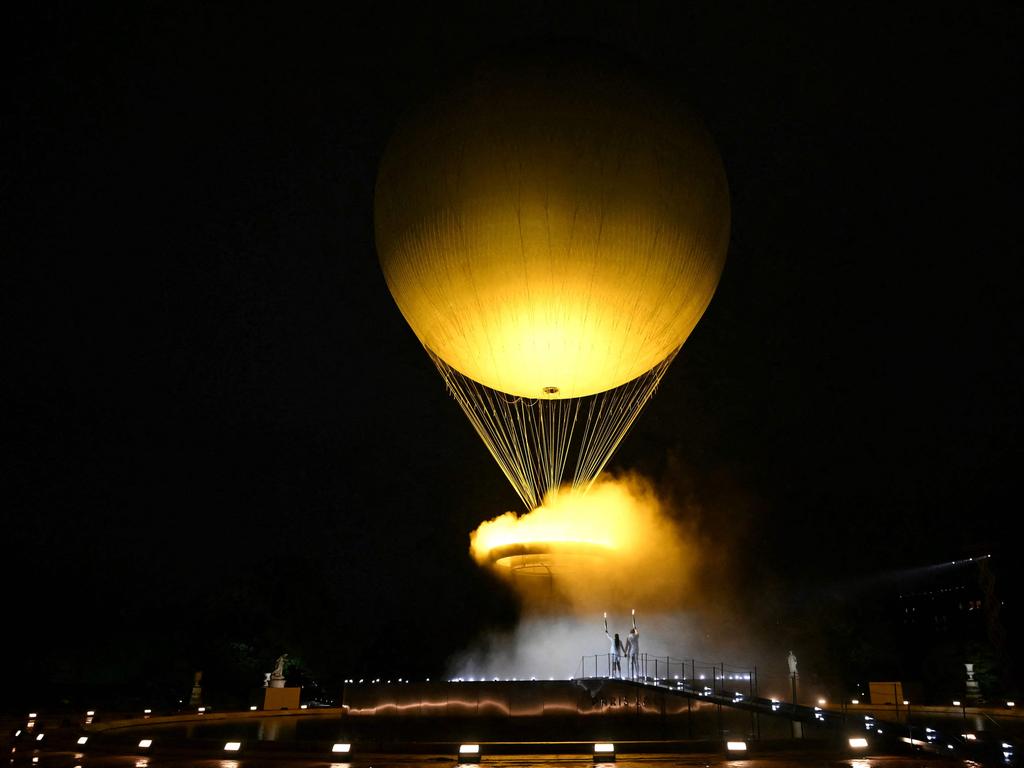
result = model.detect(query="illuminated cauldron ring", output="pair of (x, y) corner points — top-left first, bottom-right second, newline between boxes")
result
(484, 541), (612, 578)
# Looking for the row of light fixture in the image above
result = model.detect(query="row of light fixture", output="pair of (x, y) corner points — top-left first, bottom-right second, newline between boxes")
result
(126, 738), (351, 753)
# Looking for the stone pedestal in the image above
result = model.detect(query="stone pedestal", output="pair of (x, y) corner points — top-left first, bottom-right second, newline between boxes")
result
(269, 676), (286, 689)
(263, 686), (301, 710)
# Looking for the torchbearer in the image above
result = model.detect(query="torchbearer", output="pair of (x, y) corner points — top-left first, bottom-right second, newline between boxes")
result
(627, 610), (640, 680)
(603, 614), (623, 679)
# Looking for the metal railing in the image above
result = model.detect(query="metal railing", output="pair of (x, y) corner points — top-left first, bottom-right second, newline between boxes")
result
(577, 654), (758, 696)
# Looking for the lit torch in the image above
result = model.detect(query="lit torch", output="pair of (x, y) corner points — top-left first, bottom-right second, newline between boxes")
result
(604, 612), (608, 633)
(632, 608), (637, 630)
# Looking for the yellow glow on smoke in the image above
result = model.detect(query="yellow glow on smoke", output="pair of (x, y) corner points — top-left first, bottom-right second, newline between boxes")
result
(469, 474), (696, 611)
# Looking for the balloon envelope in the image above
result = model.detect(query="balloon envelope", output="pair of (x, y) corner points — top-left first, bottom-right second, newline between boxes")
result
(376, 57), (729, 399)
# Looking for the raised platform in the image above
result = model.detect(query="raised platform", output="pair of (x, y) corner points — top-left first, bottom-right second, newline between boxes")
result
(10, 680), (1019, 765)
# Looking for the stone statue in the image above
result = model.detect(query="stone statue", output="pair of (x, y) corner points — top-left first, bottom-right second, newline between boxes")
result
(269, 654), (288, 688)
(262, 672), (271, 687)
(273, 654), (288, 678)
(787, 650), (798, 677)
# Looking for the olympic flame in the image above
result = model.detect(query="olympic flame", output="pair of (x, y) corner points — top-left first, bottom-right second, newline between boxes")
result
(469, 472), (696, 611)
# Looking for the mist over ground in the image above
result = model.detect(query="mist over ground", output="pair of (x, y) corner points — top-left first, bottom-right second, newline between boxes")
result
(451, 469), (801, 697)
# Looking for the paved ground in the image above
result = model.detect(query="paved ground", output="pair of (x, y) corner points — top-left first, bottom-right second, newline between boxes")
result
(5, 752), (995, 768)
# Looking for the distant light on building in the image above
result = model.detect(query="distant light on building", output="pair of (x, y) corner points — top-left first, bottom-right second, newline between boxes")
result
(29, 713), (37, 719)
(962, 733), (976, 741)
(36, 734), (44, 742)
(818, 698), (826, 705)
(86, 711), (96, 716)
(851, 699), (859, 704)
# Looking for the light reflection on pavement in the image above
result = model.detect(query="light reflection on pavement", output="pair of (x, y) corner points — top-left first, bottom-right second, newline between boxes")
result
(9, 752), (979, 768)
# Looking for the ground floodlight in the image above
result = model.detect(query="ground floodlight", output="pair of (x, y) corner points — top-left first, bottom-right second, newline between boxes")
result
(818, 698), (826, 705)
(1008, 701), (1015, 707)
(962, 733), (976, 741)
(332, 744), (351, 753)
(594, 743), (615, 753)
(953, 700), (961, 706)
(29, 713), (37, 718)
(903, 700), (909, 705)
(459, 744), (480, 755)
(224, 742), (241, 751)
(86, 711), (96, 716)
(197, 707), (206, 713)
(848, 737), (868, 748)
(137, 739), (152, 748)
(249, 706), (257, 711)
(851, 698), (859, 704)
(77, 737), (88, 745)
(726, 741), (747, 751)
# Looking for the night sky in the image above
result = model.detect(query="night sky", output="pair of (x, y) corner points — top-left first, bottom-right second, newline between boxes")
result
(6, 4), (1022, 708)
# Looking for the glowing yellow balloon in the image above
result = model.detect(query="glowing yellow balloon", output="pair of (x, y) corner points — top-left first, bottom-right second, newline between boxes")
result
(376, 59), (729, 399)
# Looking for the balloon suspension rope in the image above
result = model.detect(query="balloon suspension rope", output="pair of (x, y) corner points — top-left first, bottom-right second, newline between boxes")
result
(428, 348), (678, 510)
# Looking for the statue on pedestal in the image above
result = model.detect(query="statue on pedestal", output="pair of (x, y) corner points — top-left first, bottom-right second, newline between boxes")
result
(787, 651), (801, 738)
(269, 654), (288, 688)
(189, 670), (203, 707)
(965, 662), (982, 703)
